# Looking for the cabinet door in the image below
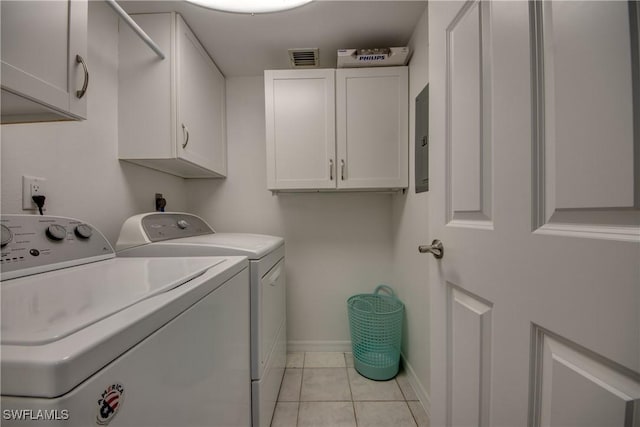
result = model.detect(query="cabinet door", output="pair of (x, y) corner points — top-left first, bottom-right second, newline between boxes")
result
(118, 13), (174, 161)
(336, 67), (408, 189)
(265, 69), (336, 190)
(1, 0), (87, 122)
(176, 15), (226, 177)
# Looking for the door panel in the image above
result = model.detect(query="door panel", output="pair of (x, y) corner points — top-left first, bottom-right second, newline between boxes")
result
(448, 286), (492, 427)
(446, 0), (493, 227)
(531, 327), (640, 427)
(428, 1), (640, 426)
(1, 1), (69, 94)
(532, 1), (640, 238)
(274, 79), (331, 180)
(546, 2), (634, 210)
(344, 75), (399, 179)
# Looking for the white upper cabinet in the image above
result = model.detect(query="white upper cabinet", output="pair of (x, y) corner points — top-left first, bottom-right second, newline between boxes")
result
(118, 13), (226, 178)
(265, 69), (336, 190)
(1, 0), (88, 124)
(336, 67), (408, 190)
(265, 67), (408, 191)
(176, 18), (226, 177)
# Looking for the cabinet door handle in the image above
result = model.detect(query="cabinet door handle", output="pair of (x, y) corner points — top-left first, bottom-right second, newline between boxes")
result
(341, 159), (346, 180)
(75, 55), (89, 99)
(329, 159), (334, 180)
(182, 123), (190, 148)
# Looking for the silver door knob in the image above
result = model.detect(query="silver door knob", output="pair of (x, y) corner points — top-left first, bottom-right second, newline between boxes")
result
(419, 239), (444, 259)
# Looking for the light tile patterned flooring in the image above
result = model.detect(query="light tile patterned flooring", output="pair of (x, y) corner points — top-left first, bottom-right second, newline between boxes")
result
(271, 352), (430, 427)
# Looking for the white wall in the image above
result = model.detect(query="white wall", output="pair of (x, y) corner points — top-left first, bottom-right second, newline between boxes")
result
(187, 76), (395, 348)
(0, 2), (187, 244)
(391, 6), (430, 407)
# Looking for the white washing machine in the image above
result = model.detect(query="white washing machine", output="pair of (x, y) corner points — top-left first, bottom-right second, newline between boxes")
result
(0, 215), (250, 427)
(116, 212), (286, 427)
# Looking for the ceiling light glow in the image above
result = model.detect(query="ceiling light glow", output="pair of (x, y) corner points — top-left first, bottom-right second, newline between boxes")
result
(185, 0), (313, 14)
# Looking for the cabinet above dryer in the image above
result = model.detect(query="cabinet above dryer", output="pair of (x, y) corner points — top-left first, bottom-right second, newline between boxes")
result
(1, 0), (88, 124)
(118, 12), (226, 178)
(264, 67), (408, 192)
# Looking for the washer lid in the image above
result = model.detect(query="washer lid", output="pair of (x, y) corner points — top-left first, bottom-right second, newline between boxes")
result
(1, 257), (224, 345)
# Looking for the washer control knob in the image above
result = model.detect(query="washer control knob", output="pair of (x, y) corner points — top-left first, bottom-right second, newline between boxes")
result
(74, 224), (93, 239)
(177, 220), (189, 229)
(46, 224), (67, 241)
(1, 224), (13, 247)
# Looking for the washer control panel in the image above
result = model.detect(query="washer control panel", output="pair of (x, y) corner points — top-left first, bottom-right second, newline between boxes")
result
(0, 215), (114, 281)
(141, 213), (213, 242)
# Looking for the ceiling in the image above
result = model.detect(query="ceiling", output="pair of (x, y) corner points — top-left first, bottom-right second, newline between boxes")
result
(119, 0), (428, 76)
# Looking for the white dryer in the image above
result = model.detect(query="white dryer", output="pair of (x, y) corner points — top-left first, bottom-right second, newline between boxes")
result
(1, 215), (250, 427)
(116, 212), (286, 427)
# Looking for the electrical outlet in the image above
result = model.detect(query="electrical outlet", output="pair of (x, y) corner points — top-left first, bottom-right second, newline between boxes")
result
(22, 176), (47, 210)
(155, 193), (167, 212)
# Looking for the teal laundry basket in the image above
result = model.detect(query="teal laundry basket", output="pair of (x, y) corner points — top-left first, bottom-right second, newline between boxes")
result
(347, 285), (404, 381)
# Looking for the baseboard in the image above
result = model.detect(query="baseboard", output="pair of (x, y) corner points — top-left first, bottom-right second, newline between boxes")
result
(400, 353), (431, 418)
(287, 340), (352, 353)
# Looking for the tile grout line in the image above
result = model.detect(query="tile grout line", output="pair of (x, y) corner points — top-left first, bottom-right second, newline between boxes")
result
(345, 352), (358, 427)
(398, 369), (419, 427)
(395, 376), (410, 401)
(397, 370), (420, 426)
(406, 400), (419, 427)
(271, 364), (286, 427)
(296, 352), (305, 427)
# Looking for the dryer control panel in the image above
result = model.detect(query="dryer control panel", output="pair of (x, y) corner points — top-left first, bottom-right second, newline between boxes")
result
(141, 213), (213, 242)
(0, 215), (114, 281)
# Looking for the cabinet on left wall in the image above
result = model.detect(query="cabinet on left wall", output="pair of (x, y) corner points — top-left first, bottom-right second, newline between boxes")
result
(118, 12), (227, 178)
(1, 0), (88, 124)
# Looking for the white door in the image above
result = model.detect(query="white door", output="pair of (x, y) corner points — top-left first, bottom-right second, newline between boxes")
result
(336, 67), (408, 189)
(1, 0), (87, 119)
(427, 1), (640, 426)
(264, 69), (336, 190)
(176, 14), (226, 175)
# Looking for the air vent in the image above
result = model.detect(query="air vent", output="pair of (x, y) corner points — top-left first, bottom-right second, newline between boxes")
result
(288, 48), (319, 68)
